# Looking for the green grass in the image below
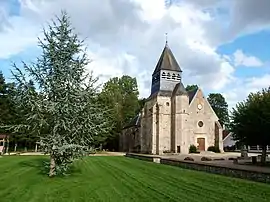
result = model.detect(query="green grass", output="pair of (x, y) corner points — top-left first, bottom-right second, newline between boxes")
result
(0, 156), (270, 202)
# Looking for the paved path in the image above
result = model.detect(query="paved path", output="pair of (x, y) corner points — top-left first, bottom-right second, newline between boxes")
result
(161, 152), (270, 173)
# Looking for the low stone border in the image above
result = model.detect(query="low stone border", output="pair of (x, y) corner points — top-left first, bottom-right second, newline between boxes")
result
(125, 153), (270, 184)
(125, 153), (161, 163)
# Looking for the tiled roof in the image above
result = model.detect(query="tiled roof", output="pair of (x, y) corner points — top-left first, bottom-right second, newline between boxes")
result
(0, 134), (8, 139)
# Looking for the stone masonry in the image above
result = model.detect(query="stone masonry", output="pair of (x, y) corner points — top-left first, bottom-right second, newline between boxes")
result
(120, 43), (223, 154)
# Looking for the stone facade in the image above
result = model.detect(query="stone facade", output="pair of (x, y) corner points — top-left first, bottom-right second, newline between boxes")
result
(120, 43), (223, 154)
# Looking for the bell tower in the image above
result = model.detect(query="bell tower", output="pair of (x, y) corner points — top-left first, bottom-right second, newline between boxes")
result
(150, 42), (183, 96)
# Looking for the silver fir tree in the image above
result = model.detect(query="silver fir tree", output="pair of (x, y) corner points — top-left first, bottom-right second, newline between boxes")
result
(9, 11), (112, 177)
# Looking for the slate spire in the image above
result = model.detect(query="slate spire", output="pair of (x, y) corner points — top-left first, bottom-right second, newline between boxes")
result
(152, 42), (182, 76)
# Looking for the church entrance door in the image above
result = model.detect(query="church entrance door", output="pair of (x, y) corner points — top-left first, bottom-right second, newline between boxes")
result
(197, 138), (205, 151)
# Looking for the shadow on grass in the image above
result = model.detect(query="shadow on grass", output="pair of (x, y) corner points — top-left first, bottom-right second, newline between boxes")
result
(18, 157), (83, 178)
(19, 158), (50, 176)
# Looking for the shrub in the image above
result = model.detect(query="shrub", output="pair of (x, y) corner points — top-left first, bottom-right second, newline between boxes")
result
(201, 156), (212, 161)
(184, 157), (194, 161)
(189, 145), (197, 153)
(207, 146), (220, 153)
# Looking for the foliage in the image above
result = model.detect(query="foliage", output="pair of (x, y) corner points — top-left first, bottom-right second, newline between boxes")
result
(184, 157), (194, 161)
(201, 156), (212, 161)
(189, 144), (197, 153)
(163, 150), (172, 154)
(137, 98), (146, 114)
(185, 84), (198, 92)
(6, 11), (111, 177)
(207, 146), (220, 153)
(229, 87), (270, 164)
(0, 72), (16, 132)
(207, 93), (229, 127)
(99, 75), (140, 150)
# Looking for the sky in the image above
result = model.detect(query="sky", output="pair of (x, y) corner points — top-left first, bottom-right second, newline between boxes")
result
(0, 0), (270, 110)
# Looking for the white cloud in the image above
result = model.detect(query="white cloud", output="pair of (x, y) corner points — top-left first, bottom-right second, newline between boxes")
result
(0, 0), (269, 109)
(233, 49), (263, 67)
(223, 74), (270, 112)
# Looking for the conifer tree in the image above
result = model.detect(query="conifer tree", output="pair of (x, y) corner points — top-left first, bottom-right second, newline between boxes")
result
(9, 11), (111, 177)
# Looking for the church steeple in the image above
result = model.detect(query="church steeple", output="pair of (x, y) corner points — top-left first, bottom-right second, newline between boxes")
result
(152, 43), (182, 76)
(151, 41), (183, 96)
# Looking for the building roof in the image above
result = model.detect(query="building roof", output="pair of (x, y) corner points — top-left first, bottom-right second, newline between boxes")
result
(223, 130), (231, 140)
(147, 87), (198, 103)
(152, 44), (182, 75)
(123, 113), (141, 129)
(0, 134), (9, 139)
(187, 88), (198, 104)
(172, 82), (188, 96)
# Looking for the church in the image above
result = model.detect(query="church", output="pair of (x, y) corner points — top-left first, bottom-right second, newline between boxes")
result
(119, 42), (224, 155)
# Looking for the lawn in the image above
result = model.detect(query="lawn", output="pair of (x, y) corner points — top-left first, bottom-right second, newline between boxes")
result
(0, 156), (270, 202)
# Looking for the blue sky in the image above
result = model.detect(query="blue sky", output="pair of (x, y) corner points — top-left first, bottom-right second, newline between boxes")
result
(217, 30), (270, 78)
(0, 0), (270, 108)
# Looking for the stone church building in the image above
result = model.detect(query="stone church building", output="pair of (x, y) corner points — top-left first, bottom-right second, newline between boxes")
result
(119, 43), (223, 154)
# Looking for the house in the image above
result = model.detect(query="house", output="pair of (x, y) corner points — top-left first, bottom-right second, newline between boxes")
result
(0, 134), (9, 154)
(119, 42), (223, 154)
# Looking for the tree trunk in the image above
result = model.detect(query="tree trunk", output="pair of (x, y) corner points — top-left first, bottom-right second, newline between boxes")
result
(49, 155), (56, 177)
(261, 145), (267, 165)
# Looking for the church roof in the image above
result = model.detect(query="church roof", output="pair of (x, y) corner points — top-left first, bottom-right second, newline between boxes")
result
(187, 88), (198, 104)
(172, 82), (188, 96)
(146, 87), (198, 103)
(152, 44), (182, 75)
(123, 113), (141, 129)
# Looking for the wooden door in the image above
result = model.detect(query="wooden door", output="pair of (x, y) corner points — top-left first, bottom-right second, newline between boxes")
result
(197, 138), (205, 151)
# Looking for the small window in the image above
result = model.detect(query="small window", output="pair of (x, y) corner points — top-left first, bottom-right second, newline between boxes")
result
(167, 72), (171, 79)
(172, 73), (176, 80)
(177, 74), (181, 80)
(198, 121), (204, 127)
(162, 72), (166, 78)
(166, 102), (170, 106)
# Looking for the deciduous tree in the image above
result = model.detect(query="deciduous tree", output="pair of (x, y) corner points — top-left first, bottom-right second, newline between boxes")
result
(99, 75), (139, 150)
(230, 87), (270, 164)
(207, 93), (229, 127)
(185, 84), (198, 92)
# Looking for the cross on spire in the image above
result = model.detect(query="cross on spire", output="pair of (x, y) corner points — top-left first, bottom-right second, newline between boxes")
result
(165, 33), (168, 45)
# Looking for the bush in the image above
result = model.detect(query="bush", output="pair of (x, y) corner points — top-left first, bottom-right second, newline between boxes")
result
(201, 156), (212, 161)
(207, 146), (220, 153)
(184, 157), (194, 161)
(189, 145), (197, 153)
(163, 150), (172, 154)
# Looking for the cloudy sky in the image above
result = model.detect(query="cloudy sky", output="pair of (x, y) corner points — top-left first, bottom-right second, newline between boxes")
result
(0, 0), (270, 110)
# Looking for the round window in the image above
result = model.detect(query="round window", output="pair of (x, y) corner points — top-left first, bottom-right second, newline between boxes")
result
(198, 121), (203, 127)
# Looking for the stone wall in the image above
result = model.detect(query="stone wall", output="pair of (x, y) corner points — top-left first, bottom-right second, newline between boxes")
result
(125, 153), (270, 184)
(160, 158), (270, 184)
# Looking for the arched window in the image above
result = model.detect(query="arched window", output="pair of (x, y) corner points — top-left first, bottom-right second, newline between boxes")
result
(172, 73), (176, 80)
(177, 74), (181, 80)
